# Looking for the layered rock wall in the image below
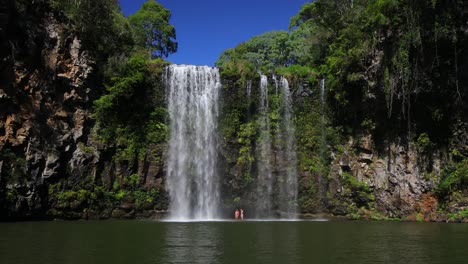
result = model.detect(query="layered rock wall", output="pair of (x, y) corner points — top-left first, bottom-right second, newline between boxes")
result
(0, 1), (166, 220)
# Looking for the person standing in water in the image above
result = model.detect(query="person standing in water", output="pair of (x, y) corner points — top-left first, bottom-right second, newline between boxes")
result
(235, 209), (239, 220)
(240, 209), (244, 220)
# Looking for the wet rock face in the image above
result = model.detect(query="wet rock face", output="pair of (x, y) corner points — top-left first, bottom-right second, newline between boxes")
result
(328, 135), (440, 218)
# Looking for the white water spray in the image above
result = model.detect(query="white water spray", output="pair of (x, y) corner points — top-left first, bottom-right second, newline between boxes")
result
(277, 77), (298, 217)
(165, 65), (221, 220)
(255, 74), (274, 217)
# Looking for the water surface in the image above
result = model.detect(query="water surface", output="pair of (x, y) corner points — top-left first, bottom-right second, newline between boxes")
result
(0, 220), (466, 264)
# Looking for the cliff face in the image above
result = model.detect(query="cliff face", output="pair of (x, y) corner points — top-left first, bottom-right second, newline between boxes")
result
(1, 1), (466, 221)
(218, 75), (462, 221)
(327, 137), (443, 220)
(0, 1), (167, 220)
(0, 0), (94, 217)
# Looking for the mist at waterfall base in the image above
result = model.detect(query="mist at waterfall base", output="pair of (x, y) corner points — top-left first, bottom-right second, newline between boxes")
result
(164, 66), (299, 221)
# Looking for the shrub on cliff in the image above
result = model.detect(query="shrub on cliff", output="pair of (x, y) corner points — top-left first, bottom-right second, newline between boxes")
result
(94, 53), (168, 160)
(438, 159), (468, 197)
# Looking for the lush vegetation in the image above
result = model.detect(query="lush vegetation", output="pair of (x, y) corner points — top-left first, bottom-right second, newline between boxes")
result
(3, 0), (466, 221)
(29, 0), (175, 217)
(128, 0), (177, 58)
(218, 0), (466, 140)
(45, 0), (177, 60)
(44, 0), (176, 161)
(217, 0), (467, 219)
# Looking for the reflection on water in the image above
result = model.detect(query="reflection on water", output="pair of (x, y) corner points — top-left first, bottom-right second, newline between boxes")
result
(254, 223), (298, 264)
(0, 221), (467, 264)
(160, 221), (299, 264)
(162, 223), (222, 264)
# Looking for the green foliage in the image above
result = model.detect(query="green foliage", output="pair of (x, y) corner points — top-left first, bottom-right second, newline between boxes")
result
(342, 172), (371, 193)
(77, 142), (96, 155)
(123, 174), (140, 191)
(447, 209), (468, 222)
(5, 189), (18, 202)
(415, 213), (424, 222)
(46, 177), (164, 214)
(276, 65), (317, 84)
(49, 0), (177, 60)
(50, 0), (134, 58)
(94, 53), (149, 130)
(0, 147), (28, 183)
(341, 172), (375, 208)
(55, 189), (90, 208)
(237, 121), (257, 166)
(281, 0), (466, 143)
(134, 189), (159, 209)
(146, 108), (169, 143)
(233, 197), (241, 205)
(94, 52), (168, 162)
(438, 159), (468, 196)
(415, 133), (434, 153)
(129, 0), (177, 58)
(112, 181), (120, 191)
(216, 30), (315, 75)
(115, 190), (128, 201)
(361, 118), (376, 132)
(220, 111), (242, 139)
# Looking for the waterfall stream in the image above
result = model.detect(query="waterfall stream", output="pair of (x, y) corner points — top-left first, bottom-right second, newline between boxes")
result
(165, 65), (221, 220)
(255, 75), (298, 218)
(255, 74), (274, 218)
(164, 68), (298, 220)
(277, 77), (298, 217)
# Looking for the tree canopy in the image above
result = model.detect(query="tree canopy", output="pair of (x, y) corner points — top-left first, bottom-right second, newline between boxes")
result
(129, 0), (178, 58)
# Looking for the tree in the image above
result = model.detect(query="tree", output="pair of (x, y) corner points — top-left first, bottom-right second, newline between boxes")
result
(49, 0), (134, 58)
(129, 0), (177, 58)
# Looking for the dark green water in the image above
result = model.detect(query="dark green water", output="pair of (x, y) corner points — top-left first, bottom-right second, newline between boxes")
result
(0, 220), (467, 264)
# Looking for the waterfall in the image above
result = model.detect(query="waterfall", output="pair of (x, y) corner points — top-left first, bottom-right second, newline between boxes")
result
(320, 78), (326, 156)
(246, 80), (252, 97)
(318, 78), (327, 210)
(255, 74), (274, 218)
(320, 78), (325, 107)
(277, 77), (298, 218)
(165, 65), (221, 220)
(273, 75), (279, 95)
(254, 75), (298, 219)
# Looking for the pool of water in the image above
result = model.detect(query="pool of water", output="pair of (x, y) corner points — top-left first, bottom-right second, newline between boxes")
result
(0, 220), (466, 264)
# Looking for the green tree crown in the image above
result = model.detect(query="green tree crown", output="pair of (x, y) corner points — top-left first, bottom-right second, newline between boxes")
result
(129, 0), (178, 58)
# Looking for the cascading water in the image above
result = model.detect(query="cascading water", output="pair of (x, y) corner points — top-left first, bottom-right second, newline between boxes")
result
(320, 78), (326, 156)
(165, 65), (221, 220)
(255, 74), (274, 218)
(273, 75), (279, 95)
(318, 78), (327, 209)
(254, 75), (298, 219)
(277, 77), (298, 217)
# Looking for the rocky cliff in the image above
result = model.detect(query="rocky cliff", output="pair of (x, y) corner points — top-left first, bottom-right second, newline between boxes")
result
(218, 71), (467, 222)
(1, 0), (466, 222)
(0, 1), (167, 220)
(0, 0), (94, 218)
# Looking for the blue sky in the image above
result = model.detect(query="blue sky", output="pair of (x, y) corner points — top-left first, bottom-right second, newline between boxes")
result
(118, 0), (309, 66)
